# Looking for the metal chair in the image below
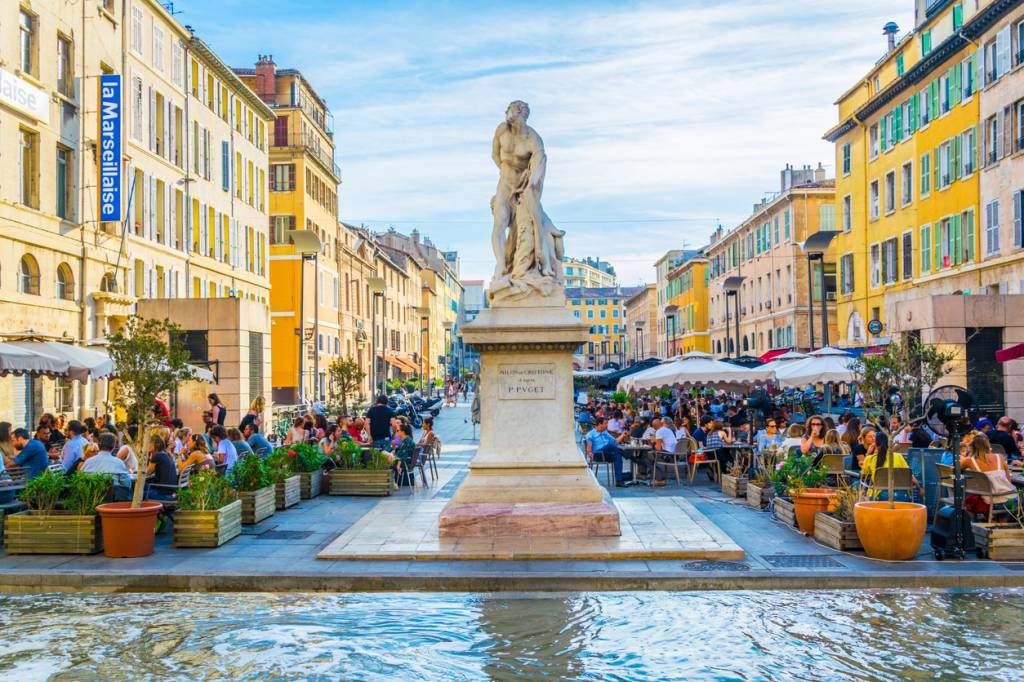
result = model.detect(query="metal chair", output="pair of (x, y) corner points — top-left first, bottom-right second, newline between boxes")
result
(655, 439), (690, 488)
(963, 469), (1018, 522)
(865, 467), (914, 500)
(819, 453), (847, 483)
(590, 455), (616, 488)
(935, 463), (955, 524)
(690, 444), (721, 484)
(46, 463), (64, 475)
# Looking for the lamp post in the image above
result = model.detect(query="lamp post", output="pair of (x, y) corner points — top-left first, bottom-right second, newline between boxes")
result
(288, 229), (322, 405)
(801, 231), (838, 350)
(443, 320), (454, 380)
(368, 276), (386, 398)
(664, 305), (679, 357)
(722, 276), (745, 360)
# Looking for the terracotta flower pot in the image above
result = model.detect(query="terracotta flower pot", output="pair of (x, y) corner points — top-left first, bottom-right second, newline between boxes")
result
(854, 501), (927, 561)
(96, 501), (163, 558)
(790, 488), (838, 535)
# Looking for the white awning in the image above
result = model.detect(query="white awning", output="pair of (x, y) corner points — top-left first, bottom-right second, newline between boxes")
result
(772, 347), (857, 388)
(8, 341), (114, 382)
(619, 351), (774, 392)
(0, 342), (71, 376)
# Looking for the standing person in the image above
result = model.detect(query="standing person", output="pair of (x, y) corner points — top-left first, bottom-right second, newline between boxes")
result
(208, 393), (227, 426)
(60, 421), (89, 473)
(11, 428), (49, 479)
(367, 395), (397, 450)
(239, 397), (265, 432)
(210, 425), (238, 472)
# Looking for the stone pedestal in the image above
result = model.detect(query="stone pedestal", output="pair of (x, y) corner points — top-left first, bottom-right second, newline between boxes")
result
(439, 299), (621, 538)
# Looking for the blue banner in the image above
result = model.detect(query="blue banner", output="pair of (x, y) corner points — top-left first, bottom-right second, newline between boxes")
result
(98, 74), (121, 222)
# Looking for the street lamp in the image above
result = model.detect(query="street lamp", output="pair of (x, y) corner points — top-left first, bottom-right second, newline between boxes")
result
(368, 276), (386, 398)
(723, 276), (745, 360)
(633, 320), (645, 363)
(288, 229), (322, 404)
(414, 306), (431, 395)
(443, 320), (455, 380)
(801, 231), (838, 350)
(664, 304), (679, 357)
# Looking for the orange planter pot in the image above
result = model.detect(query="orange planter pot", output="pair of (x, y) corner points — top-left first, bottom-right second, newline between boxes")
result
(96, 501), (163, 558)
(790, 488), (838, 535)
(853, 501), (927, 561)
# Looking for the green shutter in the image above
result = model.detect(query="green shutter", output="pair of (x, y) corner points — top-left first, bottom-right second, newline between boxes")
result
(934, 148), (940, 189)
(951, 64), (962, 105)
(881, 116), (889, 152)
(909, 96), (917, 133)
(953, 135), (962, 180)
(934, 221), (942, 270)
(897, 54), (905, 76)
(952, 214), (962, 265)
(973, 125), (979, 170)
(930, 80), (939, 118)
(965, 210), (975, 262)
(953, 3), (963, 30)
(921, 226), (930, 273)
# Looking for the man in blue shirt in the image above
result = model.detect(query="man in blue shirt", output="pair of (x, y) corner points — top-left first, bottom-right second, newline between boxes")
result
(13, 428), (49, 479)
(60, 420), (89, 473)
(243, 423), (273, 457)
(584, 417), (627, 487)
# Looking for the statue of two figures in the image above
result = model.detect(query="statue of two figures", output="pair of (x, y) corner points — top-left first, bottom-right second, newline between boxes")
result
(489, 101), (565, 305)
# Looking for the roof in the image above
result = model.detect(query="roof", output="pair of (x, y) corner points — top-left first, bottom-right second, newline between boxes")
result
(565, 286), (643, 299)
(232, 66), (329, 112)
(706, 181), (834, 253)
(191, 39), (274, 121)
(624, 284), (655, 306)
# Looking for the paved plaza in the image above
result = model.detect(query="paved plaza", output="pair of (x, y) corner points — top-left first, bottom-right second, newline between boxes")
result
(1, 402), (1024, 593)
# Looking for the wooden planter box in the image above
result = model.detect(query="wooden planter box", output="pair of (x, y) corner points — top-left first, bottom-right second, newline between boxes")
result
(329, 469), (393, 496)
(276, 475), (301, 510)
(973, 523), (1024, 561)
(4, 511), (102, 554)
(747, 483), (774, 509)
(773, 497), (796, 527)
(239, 485), (276, 525)
(174, 499), (242, 548)
(721, 474), (748, 498)
(813, 512), (863, 551)
(299, 470), (323, 499)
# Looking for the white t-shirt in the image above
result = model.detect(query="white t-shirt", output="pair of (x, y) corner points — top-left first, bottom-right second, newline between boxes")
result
(655, 426), (678, 454)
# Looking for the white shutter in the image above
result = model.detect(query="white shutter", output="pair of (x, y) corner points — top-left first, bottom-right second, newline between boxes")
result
(168, 104), (176, 166)
(998, 26), (1011, 77)
(148, 87), (156, 152)
(1014, 191), (1022, 248)
(162, 99), (169, 160)
(169, 191), (177, 249)
(164, 183), (172, 246)
(979, 43), (987, 86)
(149, 176), (157, 241)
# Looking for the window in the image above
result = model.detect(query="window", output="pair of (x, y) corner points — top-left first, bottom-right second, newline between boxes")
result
(842, 143), (851, 175)
(869, 180), (880, 220)
(784, 208), (790, 239)
(271, 163), (295, 191)
(270, 215), (294, 244)
(939, 141), (951, 188)
(881, 237), (898, 284)
(920, 225), (931, 274)
(842, 195), (852, 231)
(57, 36), (73, 97)
(920, 153), (931, 196)
(131, 4), (143, 54)
(884, 171), (896, 214)
(1015, 190), (1024, 249)
(870, 244), (880, 288)
(962, 55), (975, 99)
(985, 115), (1000, 164)
(19, 10), (36, 76)
(19, 128), (38, 208)
(840, 253), (854, 295)
(100, 272), (117, 293)
(819, 204), (836, 231)
(962, 127), (977, 176)
(940, 74), (950, 115)
(56, 146), (71, 220)
(56, 263), (74, 300)
(921, 30), (932, 57)
(18, 255), (40, 295)
(896, 53), (905, 77)
(869, 124), (879, 159)
(986, 200), (1000, 255)
(894, 165), (909, 211)
(902, 231), (913, 280)
(153, 27), (164, 72)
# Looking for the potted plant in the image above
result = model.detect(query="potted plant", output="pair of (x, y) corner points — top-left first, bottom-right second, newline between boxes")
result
(5, 471), (112, 555)
(287, 443), (327, 499)
(850, 337), (954, 560)
(231, 454), (275, 525)
(972, 521), (1024, 560)
(721, 464), (748, 498)
(329, 441), (393, 496)
(326, 357), (366, 416)
(813, 482), (863, 551)
(766, 453), (797, 526)
(97, 316), (194, 557)
(786, 456), (834, 535)
(746, 470), (774, 509)
(173, 468), (242, 548)
(268, 449), (301, 510)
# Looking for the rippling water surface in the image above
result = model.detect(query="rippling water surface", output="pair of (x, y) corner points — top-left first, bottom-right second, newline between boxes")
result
(1, 590), (1023, 681)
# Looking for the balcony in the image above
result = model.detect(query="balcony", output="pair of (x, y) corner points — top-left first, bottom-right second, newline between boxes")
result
(267, 95), (334, 137)
(272, 131), (341, 180)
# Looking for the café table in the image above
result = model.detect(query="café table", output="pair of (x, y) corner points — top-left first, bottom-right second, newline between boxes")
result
(620, 442), (654, 487)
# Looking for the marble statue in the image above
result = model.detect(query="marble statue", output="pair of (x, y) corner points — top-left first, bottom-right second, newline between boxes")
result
(489, 101), (565, 304)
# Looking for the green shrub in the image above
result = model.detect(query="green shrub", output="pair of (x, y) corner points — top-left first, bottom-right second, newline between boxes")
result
(265, 449), (294, 484)
(767, 452), (827, 498)
(279, 443), (326, 473)
(64, 473), (113, 515)
(231, 454), (273, 492)
(178, 469), (237, 511)
(332, 442), (391, 471)
(19, 469), (65, 513)
(610, 391), (628, 404)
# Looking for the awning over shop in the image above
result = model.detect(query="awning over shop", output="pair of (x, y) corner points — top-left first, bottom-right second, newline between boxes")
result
(0, 342), (70, 376)
(757, 348), (791, 363)
(8, 341), (114, 382)
(386, 354), (419, 374)
(996, 343), (1024, 363)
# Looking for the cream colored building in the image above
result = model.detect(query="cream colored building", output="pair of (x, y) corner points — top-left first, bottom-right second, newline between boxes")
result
(653, 249), (686, 358)
(564, 256), (616, 288)
(373, 246), (422, 391)
(0, 1), (272, 429)
(623, 284), (657, 362)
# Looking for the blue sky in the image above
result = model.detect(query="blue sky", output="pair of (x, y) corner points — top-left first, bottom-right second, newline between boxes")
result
(176, 0), (914, 285)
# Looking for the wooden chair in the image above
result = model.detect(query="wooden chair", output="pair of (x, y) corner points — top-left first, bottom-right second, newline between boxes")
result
(690, 442), (720, 484)
(865, 467), (914, 500)
(819, 454), (846, 484)
(963, 469), (1018, 522)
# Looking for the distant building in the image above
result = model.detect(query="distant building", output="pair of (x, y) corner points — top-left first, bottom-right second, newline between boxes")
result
(666, 256), (711, 354)
(564, 257), (617, 288)
(654, 249), (701, 357)
(457, 280), (486, 374)
(566, 286), (643, 370)
(623, 285), (657, 363)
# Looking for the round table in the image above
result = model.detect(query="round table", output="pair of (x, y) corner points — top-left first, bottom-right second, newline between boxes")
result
(620, 443), (654, 487)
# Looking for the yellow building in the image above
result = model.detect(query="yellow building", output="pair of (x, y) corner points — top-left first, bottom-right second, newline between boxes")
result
(623, 284), (657, 362)
(236, 57), (340, 405)
(564, 257), (617, 288)
(665, 257), (710, 354)
(567, 286), (642, 369)
(825, 0), (1024, 416)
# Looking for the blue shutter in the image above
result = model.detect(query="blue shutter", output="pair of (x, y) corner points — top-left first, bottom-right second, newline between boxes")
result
(221, 141), (229, 191)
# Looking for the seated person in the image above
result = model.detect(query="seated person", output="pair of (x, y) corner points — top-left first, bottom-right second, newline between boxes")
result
(960, 434), (1017, 516)
(583, 417), (627, 487)
(180, 434), (216, 471)
(390, 423), (417, 486)
(227, 427), (254, 457)
(650, 417), (680, 487)
(860, 439), (923, 500)
(80, 433), (131, 487)
(348, 418), (370, 444)
(754, 419), (784, 452)
(243, 423), (273, 457)
(779, 424), (804, 450)
(210, 425), (238, 472)
(145, 435), (179, 500)
(12, 428), (50, 479)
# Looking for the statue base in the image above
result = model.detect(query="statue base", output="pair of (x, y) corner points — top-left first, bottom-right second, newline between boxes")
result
(439, 302), (621, 538)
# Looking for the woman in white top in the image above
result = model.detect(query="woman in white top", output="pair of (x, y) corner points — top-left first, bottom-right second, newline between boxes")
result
(779, 423), (805, 450)
(284, 417), (306, 446)
(116, 443), (139, 474)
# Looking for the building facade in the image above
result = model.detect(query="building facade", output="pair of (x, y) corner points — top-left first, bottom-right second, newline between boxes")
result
(623, 284), (657, 363)
(825, 0), (1024, 415)
(666, 257), (711, 354)
(653, 249), (686, 358)
(567, 286), (642, 370)
(564, 256), (616, 288)
(456, 280), (485, 374)
(706, 166), (837, 359)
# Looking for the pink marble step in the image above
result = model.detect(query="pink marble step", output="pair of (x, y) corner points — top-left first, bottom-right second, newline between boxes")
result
(439, 499), (621, 538)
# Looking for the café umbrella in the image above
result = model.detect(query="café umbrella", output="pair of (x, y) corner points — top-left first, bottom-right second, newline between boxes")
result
(618, 351), (774, 393)
(0, 342), (71, 376)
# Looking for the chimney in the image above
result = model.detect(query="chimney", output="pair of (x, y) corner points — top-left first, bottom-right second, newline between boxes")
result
(814, 162), (826, 183)
(883, 22), (900, 53)
(254, 54), (276, 104)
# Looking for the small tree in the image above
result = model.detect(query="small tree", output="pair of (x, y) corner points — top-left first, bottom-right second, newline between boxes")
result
(850, 336), (955, 507)
(106, 316), (194, 508)
(327, 356), (365, 416)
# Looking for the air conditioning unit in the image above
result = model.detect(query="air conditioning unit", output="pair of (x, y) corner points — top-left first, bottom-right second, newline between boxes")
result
(826, 292), (837, 301)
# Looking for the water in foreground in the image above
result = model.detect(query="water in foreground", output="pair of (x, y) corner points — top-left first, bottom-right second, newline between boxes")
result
(1, 590), (1022, 681)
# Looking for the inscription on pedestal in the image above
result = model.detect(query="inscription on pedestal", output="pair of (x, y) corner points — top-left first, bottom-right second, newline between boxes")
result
(498, 363), (556, 400)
